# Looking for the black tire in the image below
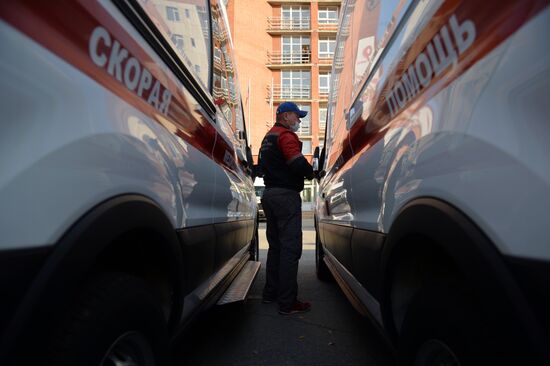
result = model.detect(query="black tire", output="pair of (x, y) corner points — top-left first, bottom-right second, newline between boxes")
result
(315, 231), (332, 282)
(47, 273), (169, 366)
(398, 281), (510, 366)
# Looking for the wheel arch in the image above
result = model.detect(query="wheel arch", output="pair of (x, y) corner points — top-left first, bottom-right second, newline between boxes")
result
(5, 195), (185, 364)
(379, 197), (544, 356)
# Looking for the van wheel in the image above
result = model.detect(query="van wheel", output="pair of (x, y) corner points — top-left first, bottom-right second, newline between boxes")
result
(47, 273), (169, 366)
(315, 232), (332, 281)
(398, 282), (499, 366)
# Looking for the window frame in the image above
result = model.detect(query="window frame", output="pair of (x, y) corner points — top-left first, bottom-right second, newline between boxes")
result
(281, 70), (311, 99)
(301, 139), (312, 154)
(319, 72), (331, 95)
(296, 103), (311, 136)
(319, 107), (327, 131)
(318, 36), (336, 58)
(282, 5), (310, 21)
(318, 6), (338, 24)
(114, 0), (215, 117)
(166, 6), (180, 22)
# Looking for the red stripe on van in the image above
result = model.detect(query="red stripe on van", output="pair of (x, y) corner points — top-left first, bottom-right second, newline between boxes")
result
(344, 0), (549, 165)
(0, 0), (240, 174)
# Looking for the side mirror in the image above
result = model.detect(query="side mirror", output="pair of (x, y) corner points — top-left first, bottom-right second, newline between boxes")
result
(313, 146), (320, 159)
(235, 130), (246, 141)
(312, 146), (320, 171)
(312, 146), (325, 182)
(246, 145), (253, 164)
(245, 145), (254, 178)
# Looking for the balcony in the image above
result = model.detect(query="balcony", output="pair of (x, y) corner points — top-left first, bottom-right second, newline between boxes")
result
(333, 54), (344, 70)
(297, 124), (311, 136)
(213, 55), (234, 73)
(266, 51), (312, 69)
(224, 60), (234, 73)
(267, 84), (311, 102)
(317, 0), (342, 4)
(319, 89), (330, 100)
(213, 87), (228, 100)
(318, 55), (334, 69)
(318, 22), (339, 33)
(214, 28), (228, 43)
(268, 0), (312, 4)
(214, 55), (223, 70)
(267, 17), (311, 34)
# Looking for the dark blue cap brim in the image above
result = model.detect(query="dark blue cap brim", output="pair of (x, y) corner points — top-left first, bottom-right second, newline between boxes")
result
(297, 110), (308, 118)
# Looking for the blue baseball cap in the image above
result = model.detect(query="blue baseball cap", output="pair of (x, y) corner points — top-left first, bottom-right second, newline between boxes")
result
(276, 102), (308, 118)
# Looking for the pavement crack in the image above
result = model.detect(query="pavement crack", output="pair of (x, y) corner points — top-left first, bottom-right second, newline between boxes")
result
(246, 310), (361, 335)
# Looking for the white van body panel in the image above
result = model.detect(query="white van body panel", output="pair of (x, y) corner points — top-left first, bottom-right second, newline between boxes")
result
(315, 0), (550, 361)
(0, 21), (222, 249)
(0, 1), (258, 362)
(320, 6), (550, 261)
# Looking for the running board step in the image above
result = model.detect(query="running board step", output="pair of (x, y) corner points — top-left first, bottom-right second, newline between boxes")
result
(217, 261), (261, 305)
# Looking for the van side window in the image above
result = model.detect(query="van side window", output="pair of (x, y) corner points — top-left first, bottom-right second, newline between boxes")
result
(326, 3), (353, 148)
(210, 0), (249, 167)
(352, 0), (413, 91)
(375, 0), (413, 49)
(137, 0), (211, 91)
(211, 1), (244, 136)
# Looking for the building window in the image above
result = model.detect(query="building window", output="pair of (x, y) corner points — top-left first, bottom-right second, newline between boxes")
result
(170, 34), (184, 52)
(195, 64), (201, 74)
(282, 36), (310, 63)
(185, 8), (190, 18)
(296, 104), (311, 135)
(319, 37), (336, 59)
(191, 37), (196, 47)
(319, 107), (327, 130)
(166, 6), (180, 22)
(318, 6), (338, 24)
(282, 5), (310, 29)
(319, 72), (331, 96)
(281, 70), (311, 99)
(301, 139), (312, 154)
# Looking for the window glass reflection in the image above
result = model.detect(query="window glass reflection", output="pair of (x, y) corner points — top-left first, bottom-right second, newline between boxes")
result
(137, 0), (211, 90)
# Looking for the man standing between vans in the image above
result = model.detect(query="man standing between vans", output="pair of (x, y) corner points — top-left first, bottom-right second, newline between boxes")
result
(259, 101), (314, 315)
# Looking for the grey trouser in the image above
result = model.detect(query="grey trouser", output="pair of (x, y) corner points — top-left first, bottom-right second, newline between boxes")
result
(261, 187), (302, 309)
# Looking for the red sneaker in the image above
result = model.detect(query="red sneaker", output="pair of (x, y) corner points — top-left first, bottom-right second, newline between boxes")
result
(279, 301), (311, 315)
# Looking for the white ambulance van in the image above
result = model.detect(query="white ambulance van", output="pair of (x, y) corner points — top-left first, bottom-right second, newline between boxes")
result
(0, 0), (259, 364)
(314, 0), (550, 364)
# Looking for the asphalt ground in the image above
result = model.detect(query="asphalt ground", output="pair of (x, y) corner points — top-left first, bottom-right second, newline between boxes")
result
(174, 217), (395, 365)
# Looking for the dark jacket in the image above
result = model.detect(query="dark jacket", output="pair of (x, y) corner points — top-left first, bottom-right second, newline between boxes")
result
(259, 123), (313, 192)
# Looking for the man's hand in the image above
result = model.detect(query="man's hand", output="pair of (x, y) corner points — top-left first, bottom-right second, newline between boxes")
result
(314, 170), (326, 181)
